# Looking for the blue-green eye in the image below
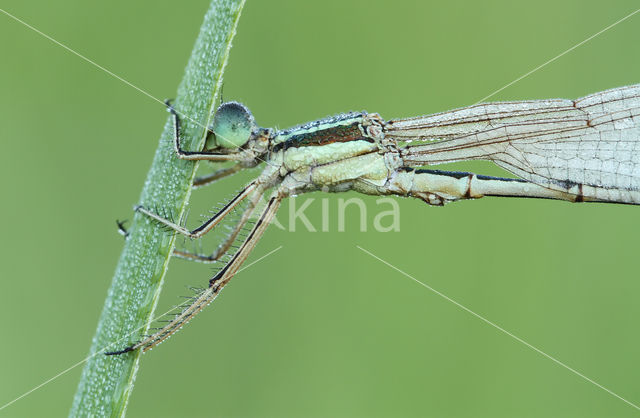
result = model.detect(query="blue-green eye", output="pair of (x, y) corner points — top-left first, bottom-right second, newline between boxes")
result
(211, 101), (255, 149)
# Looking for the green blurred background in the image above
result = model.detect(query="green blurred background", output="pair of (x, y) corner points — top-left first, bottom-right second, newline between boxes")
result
(1, 1), (639, 416)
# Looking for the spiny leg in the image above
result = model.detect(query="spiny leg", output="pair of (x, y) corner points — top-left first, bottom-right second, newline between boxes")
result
(193, 163), (243, 189)
(136, 181), (259, 239)
(117, 192), (257, 263)
(117, 166), (251, 256)
(165, 100), (241, 162)
(172, 187), (266, 263)
(105, 189), (284, 355)
(116, 162), (243, 240)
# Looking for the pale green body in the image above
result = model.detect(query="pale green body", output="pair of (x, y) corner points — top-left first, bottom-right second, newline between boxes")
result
(118, 84), (640, 353)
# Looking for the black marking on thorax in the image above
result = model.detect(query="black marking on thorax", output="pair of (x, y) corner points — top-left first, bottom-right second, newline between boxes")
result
(273, 112), (373, 152)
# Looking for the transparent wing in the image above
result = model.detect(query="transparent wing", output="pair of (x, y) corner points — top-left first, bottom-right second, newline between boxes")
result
(388, 84), (640, 204)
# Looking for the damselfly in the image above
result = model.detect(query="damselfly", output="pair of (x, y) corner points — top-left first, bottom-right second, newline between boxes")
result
(107, 83), (640, 354)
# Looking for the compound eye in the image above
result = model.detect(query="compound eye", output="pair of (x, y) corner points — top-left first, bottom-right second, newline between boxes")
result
(211, 101), (255, 149)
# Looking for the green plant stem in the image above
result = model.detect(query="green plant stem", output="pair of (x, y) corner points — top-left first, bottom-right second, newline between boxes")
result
(69, 1), (245, 416)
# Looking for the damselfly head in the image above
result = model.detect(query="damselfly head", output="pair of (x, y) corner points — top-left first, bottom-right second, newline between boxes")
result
(209, 101), (256, 149)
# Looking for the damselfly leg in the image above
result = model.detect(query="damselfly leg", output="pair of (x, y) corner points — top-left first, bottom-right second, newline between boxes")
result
(172, 186), (266, 263)
(107, 102), (280, 354)
(166, 100), (244, 162)
(193, 163), (244, 188)
(135, 180), (259, 239)
(106, 188), (283, 354)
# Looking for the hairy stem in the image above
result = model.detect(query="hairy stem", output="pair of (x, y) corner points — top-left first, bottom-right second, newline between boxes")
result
(69, 1), (245, 416)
